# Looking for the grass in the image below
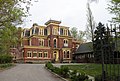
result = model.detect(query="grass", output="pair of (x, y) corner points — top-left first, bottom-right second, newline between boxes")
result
(0, 63), (15, 71)
(62, 64), (120, 77)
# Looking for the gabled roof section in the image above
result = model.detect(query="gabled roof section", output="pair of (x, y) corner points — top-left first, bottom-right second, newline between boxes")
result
(75, 42), (93, 54)
(45, 20), (61, 25)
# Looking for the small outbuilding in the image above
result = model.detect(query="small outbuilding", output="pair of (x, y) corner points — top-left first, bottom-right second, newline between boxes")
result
(73, 42), (94, 63)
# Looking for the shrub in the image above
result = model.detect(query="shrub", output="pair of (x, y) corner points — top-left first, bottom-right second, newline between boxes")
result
(60, 66), (70, 78)
(0, 63), (13, 69)
(0, 54), (13, 64)
(70, 70), (90, 81)
(52, 67), (61, 75)
(70, 70), (78, 80)
(45, 62), (53, 69)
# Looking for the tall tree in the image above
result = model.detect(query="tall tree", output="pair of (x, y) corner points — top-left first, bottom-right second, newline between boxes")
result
(0, 0), (29, 28)
(0, 0), (33, 54)
(0, 26), (18, 54)
(85, 3), (96, 42)
(108, 0), (120, 23)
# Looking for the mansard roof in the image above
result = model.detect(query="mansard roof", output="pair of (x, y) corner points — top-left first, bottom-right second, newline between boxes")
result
(45, 20), (61, 25)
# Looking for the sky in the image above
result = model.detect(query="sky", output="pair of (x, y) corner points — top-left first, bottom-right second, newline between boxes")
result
(23, 0), (113, 31)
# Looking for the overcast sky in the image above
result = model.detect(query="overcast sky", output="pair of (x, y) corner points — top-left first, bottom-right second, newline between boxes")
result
(23, 0), (113, 31)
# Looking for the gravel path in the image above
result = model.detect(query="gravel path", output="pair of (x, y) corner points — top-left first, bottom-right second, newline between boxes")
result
(0, 64), (63, 81)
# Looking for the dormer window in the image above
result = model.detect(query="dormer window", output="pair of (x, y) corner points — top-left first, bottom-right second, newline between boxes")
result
(35, 27), (39, 35)
(23, 29), (30, 37)
(32, 28), (34, 34)
(39, 28), (44, 35)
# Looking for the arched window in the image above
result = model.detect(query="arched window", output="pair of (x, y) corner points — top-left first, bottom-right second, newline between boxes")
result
(67, 51), (70, 58)
(35, 27), (39, 34)
(39, 39), (44, 46)
(63, 39), (68, 47)
(32, 28), (34, 34)
(63, 51), (66, 58)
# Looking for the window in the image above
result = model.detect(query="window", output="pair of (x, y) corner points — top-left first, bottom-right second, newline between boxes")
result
(63, 39), (68, 47)
(32, 28), (34, 34)
(63, 51), (66, 58)
(39, 28), (44, 35)
(44, 52), (48, 58)
(60, 28), (63, 35)
(35, 28), (39, 34)
(39, 39), (44, 46)
(54, 39), (57, 48)
(67, 51), (70, 58)
(38, 52), (43, 58)
(33, 52), (37, 57)
(27, 51), (32, 58)
(52, 28), (58, 35)
(63, 50), (70, 58)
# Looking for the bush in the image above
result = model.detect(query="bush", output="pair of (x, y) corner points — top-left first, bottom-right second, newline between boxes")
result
(52, 67), (61, 75)
(0, 54), (13, 64)
(45, 62), (53, 69)
(45, 63), (91, 81)
(60, 66), (70, 78)
(70, 70), (89, 81)
(0, 63), (13, 69)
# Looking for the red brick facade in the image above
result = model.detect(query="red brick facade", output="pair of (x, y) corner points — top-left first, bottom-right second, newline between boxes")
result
(21, 20), (79, 63)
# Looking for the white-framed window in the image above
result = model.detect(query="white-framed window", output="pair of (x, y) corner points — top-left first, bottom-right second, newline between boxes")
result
(54, 38), (57, 48)
(39, 39), (44, 46)
(63, 50), (70, 59)
(63, 39), (68, 47)
(63, 51), (66, 58)
(38, 52), (43, 58)
(33, 51), (37, 58)
(67, 51), (70, 58)
(44, 52), (48, 58)
(39, 28), (44, 35)
(27, 51), (32, 58)
(52, 28), (58, 35)
(63, 29), (68, 36)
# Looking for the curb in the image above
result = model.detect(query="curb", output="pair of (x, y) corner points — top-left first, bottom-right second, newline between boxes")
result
(44, 67), (68, 81)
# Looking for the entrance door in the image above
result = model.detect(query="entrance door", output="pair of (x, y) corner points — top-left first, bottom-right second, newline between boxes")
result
(53, 51), (59, 61)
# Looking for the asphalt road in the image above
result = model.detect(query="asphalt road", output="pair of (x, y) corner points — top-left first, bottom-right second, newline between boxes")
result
(0, 64), (63, 81)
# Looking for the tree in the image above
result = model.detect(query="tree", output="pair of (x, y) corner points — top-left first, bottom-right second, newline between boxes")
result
(77, 30), (86, 42)
(70, 27), (78, 39)
(93, 22), (114, 63)
(108, 0), (120, 23)
(0, 26), (19, 54)
(0, 0), (27, 28)
(85, 3), (96, 42)
(0, 0), (34, 54)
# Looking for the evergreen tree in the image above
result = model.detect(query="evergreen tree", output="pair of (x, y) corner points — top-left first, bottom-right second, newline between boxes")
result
(93, 22), (114, 63)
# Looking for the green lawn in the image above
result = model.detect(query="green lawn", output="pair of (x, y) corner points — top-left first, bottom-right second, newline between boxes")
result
(62, 64), (120, 77)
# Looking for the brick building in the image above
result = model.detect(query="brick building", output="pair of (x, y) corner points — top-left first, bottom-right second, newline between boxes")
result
(21, 20), (80, 63)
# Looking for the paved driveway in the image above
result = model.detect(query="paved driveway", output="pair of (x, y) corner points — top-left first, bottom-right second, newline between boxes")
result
(0, 64), (63, 81)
